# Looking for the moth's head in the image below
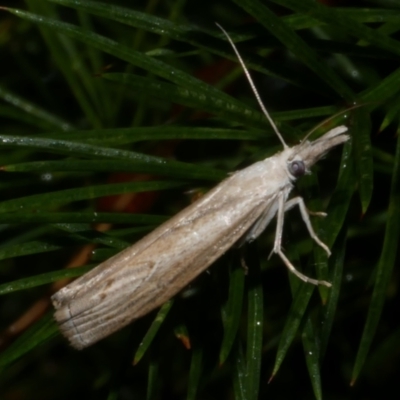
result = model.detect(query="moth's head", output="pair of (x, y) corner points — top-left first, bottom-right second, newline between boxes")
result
(286, 125), (349, 180)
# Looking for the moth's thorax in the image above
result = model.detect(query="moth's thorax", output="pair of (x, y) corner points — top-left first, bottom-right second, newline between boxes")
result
(258, 147), (304, 184)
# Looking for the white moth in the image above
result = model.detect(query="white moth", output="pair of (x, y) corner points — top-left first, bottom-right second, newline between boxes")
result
(51, 25), (349, 350)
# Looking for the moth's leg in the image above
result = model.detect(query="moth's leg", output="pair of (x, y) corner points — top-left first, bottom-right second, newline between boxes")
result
(242, 203), (277, 244)
(284, 197), (326, 218)
(284, 196), (331, 257)
(238, 203), (276, 271)
(245, 196), (327, 245)
(273, 192), (331, 287)
(273, 192), (285, 255)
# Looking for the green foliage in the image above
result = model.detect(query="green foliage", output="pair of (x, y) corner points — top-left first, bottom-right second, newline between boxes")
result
(0, 0), (399, 399)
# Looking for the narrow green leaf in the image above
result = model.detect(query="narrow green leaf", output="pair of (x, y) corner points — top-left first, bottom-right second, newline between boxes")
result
(272, 282), (314, 377)
(219, 258), (245, 365)
(0, 85), (73, 131)
(0, 133), (190, 164)
(302, 319), (322, 400)
(48, 2), (400, 67)
(25, 1), (103, 128)
(0, 211), (166, 224)
(284, 7), (400, 28)
(46, 0), (308, 88)
(133, 300), (173, 365)
(48, 0), (215, 44)
(360, 67), (400, 106)
(187, 346), (203, 400)
(352, 134), (400, 384)
(338, 7), (400, 23)
(320, 225), (347, 359)
(373, 147), (395, 176)
(361, 326), (400, 380)
(244, 243), (263, 399)
(0, 226), (52, 249)
(0, 180), (183, 213)
(274, 106), (338, 121)
(351, 108), (373, 214)
(3, 159), (224, 181)
(147, 357), (160, 400)
(0, 266), (92, 295)
(379, 95), (400, 131)
(0, 105), (57, 131)
(2, 7), (251, 114)
(273, 0), (400, 56)
(0, 240), (64, 261)
(232, 0), (354, 100)
(0, 313), (58, 368)
(232, 342), (247, 400)
(324, 140), (356, 249)
(51, 223), (130, 249)
(104, 73), (270, 129)
(0, 133), (227, 181)
(54, 126), (263, 145)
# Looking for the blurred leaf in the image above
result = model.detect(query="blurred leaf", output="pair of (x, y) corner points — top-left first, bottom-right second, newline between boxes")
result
(47, 126), (263, 145)
(25, 1), (105, 127)
(0, 180), (183, 213)
(232, 343), (247, 400)
(146, 357), (160, 400)
(3, 6), (263, 123)
(320, 225), (347, 359)
(187, 346), (203, 400)
(0, 133), (221, 177)
(0, 211), (167, 224)
(352, 133), (400, 384)
(351, 108), (373, 214)
(104, 73), (271, 129)
(3, 159), (225, 181)
(273, 0), (400, 56)
(0, 240), (64, 261)
(324, 139), (356, 249)
(219, 257), (245, 365)
(360, 67), (400, 106)
(232, 0), (354, 100)
(0, 313), (58, 368)
(244, 243), (263, 399)
(0, 85), (73, 131)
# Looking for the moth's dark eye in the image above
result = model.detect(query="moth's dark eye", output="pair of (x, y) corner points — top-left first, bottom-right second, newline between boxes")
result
(289, 160), (306, 177)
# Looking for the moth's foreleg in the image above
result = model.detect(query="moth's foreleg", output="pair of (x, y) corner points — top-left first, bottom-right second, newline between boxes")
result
(242, 203), (277, 244)
(283, 197), (331, 257)
(273, 193), (331, 287)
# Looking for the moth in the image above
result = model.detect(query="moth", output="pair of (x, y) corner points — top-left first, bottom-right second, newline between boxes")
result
(52, 25), (349, 350)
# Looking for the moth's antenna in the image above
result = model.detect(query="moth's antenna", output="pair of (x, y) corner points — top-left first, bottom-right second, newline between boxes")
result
(216, 23), (288, 150)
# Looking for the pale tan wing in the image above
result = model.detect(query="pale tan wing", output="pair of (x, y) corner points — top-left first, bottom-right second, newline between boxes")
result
(51, 155), (289, 348)
(55, 195), (274, 348)
(52, 159), (279, 305)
